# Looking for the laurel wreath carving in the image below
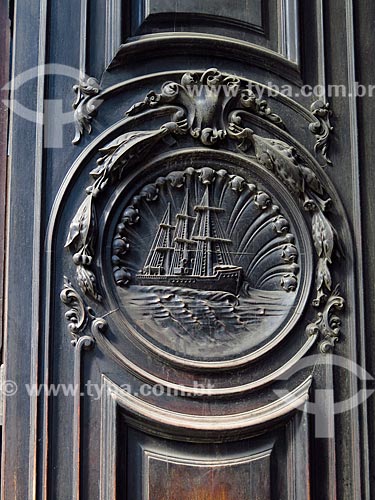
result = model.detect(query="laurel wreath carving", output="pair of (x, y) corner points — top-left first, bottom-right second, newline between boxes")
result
(65, 127), (176, 301)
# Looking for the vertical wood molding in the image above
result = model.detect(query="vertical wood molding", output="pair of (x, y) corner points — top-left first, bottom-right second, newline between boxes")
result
(287, 407), (311, 499)
(278, 0), (300, 64)
(316, 0), (326, 90)
(105, 0), (122, 68)
(72, 336), (95, 500)
(28, 0), (48, 499)
(80, 0), (88, 77)
(0, 0), (10, 355)
(100, 377), (118, 500)
(324, 357), (337, 500)
(345, 0), (369, 497)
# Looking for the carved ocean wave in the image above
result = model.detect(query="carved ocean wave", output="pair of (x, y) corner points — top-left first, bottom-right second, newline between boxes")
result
(124, 284), (295, 350)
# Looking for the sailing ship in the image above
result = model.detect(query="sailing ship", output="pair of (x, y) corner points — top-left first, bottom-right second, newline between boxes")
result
(136, 187), (243, 295)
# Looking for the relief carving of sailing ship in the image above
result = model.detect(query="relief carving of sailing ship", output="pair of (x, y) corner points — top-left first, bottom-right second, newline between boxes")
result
(112, 167), (305, 360)
(136, 188), (243, 295)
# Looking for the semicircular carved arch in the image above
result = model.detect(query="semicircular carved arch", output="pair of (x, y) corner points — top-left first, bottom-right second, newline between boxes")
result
(60, 68), (346, 394)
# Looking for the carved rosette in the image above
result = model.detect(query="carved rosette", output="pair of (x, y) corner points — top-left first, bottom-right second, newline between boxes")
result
(64, 68), (345, 353)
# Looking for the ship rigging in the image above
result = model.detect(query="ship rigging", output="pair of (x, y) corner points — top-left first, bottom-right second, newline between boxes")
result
(136, 186), (243, 295)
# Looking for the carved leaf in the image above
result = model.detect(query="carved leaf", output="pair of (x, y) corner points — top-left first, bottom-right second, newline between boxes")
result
(76, 265), (102, 302)
(65, 195), (95, 249)
(60, 277), (87, 338)
(316, 257), (332, 293)
(126, 89), (175, 116)
(306, 286), (344, 353)
(72, 77), (101, 145)
(92, 129), (168, 180)
(309, 100), (333, 167)
(312, 210), (334, 261)
(299, 165), (324, 195)
(252, 135), (303, 197)
(239, 89), (285, 128)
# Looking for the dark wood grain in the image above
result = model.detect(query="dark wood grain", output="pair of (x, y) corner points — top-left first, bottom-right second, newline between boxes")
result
(1, 0), (373, 499)
(0, 0), (10, 353)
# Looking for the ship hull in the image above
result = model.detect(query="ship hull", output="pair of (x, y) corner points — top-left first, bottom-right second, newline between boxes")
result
(135, 267), (243, 295)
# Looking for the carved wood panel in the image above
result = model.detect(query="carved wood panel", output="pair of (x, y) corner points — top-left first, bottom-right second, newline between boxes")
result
(2, 1), (371, 499)
(59, 65), (346, 499)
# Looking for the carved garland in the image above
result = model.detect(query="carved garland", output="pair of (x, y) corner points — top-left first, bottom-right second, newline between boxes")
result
(65, 69), (344, 352)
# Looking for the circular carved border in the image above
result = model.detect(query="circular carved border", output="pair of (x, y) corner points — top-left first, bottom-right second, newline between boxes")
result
(98, 149), (314, 370)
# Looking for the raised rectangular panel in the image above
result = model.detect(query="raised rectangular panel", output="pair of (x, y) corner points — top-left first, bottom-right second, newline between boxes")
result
(127, 0), (272, 46)
(146, 0), (265, 31)
(123, 0), (300, 62)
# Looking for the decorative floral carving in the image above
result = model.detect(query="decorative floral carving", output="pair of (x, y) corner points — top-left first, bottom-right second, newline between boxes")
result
(60, 277), (92, 345)
(309, 100), (333, 167)
(306, 285), (345, 353)
(72, 76), (101, 145)
(60, 277), (107, 346)
(126, 68), (284, 145)
(60, 277), (87, 341)
(90, 128), (175, 187)
(251, 134), (339, 306)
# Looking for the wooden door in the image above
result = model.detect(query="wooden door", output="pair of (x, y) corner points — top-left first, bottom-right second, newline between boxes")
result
(2, 1), (373, 499)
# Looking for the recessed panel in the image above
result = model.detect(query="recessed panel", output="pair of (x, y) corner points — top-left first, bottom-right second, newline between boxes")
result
(145, 451), (271, 500)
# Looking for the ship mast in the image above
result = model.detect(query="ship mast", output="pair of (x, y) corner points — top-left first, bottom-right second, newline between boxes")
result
(142, 203), (175, 275)
(170, 190), (196, 275)
(191, 186), (232, 276)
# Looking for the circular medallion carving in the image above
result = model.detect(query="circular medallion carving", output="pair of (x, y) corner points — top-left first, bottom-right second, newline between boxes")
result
(103, 151), (313, 368)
